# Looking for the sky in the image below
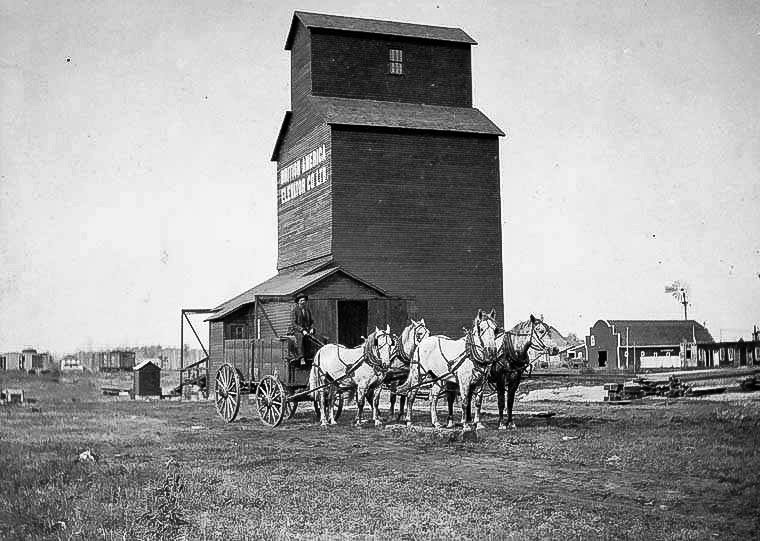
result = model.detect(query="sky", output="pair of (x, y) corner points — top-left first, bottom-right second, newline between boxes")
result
(1, 0), (759, 354)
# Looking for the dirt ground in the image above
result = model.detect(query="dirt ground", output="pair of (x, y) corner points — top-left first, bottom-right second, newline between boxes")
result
(1, 372), (759, 539)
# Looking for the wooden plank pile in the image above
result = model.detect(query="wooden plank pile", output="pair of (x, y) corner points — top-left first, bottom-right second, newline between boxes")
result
(604, 375), (688, 401)
(740, 376), (759, 391)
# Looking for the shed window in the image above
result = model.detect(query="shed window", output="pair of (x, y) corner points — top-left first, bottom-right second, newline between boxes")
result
(590, 336), (595, 346)
(229, 324), (246, 340)
(389, 49), (403, 75)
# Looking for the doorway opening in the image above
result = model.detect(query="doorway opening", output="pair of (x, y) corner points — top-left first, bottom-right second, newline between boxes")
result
(338, 300), (368, 348)
(598, 350), (607, 368)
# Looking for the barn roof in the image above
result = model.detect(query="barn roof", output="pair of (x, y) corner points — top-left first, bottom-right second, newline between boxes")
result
(605, 320), (715, 345)
(208, 262), (388, 321)
(285, 11), (477, 50)
(272, 97), (503, 160)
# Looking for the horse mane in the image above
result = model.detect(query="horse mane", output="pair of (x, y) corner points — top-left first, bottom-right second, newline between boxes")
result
(509, 319), (532, 334)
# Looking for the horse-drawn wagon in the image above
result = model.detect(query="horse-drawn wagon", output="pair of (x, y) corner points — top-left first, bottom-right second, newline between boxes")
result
(213, 310), (561, 431)
(214, 334), (344, 427)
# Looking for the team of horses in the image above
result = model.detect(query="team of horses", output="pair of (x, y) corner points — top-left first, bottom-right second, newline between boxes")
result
(308, 311), (559, 430)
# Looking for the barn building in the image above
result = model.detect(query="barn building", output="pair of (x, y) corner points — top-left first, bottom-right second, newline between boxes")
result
(206, 12), (504, 384)
(585, 319), (715, 371)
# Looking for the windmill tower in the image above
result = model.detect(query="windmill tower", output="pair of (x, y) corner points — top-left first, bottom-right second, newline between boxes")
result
(665, 281), (690, 320)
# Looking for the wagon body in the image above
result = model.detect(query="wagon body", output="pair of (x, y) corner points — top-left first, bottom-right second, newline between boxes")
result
(214, 334), (346, 426)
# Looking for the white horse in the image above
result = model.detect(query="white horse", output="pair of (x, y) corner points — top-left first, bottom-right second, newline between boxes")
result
(386, 319), (430, 420)
(399, 309), (499, 430)
(309, 326), (395, 427)
(474, 315), (558, 430)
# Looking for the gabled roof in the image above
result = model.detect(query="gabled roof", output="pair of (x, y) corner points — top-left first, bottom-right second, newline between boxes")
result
(133, 359), (160, 371)
(605, 320), (715, 345)
(208, 262), (388, 321)
(271, 97), (503, 161)
(285, 11), (477, 50)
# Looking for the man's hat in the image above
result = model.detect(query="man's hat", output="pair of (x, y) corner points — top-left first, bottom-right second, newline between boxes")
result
(294, 293), (308, 302)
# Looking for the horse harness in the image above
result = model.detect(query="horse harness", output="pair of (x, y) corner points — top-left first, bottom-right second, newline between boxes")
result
(316, 331), (395, 383)
(403, 318), (500, 393)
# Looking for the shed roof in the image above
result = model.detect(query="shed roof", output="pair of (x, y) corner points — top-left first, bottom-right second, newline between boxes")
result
(605, 320), (714, 345)
(208, 262), (388, 321)
(272, 97), (503, 160)
(285, 11), (477, 50)
(133, 360), (160, 371)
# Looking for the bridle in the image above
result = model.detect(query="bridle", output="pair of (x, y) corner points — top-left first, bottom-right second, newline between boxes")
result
(393, 320), (429, 366)
(466, 313), (499, 366)
(498, 317), (554, 374)
(364, 328), (396, 373)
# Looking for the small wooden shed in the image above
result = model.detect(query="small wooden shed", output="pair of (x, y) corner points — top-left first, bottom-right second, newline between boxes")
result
(133, 360), (161, 397)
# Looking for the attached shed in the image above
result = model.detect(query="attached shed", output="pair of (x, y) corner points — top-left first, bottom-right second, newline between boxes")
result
(133, 360), (161, 397)
(206, 261), (415, 386)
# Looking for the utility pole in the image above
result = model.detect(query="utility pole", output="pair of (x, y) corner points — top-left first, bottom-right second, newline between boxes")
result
(680, 288), (688, 320)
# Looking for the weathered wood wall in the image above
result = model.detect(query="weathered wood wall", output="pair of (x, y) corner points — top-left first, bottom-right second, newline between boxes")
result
(331, 127), (503, 337)
(276, 123), (332, 269)
(310, 30), (472, 107)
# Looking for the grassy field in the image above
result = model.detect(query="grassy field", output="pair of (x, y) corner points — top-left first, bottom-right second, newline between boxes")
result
(1, 371), (760, 540)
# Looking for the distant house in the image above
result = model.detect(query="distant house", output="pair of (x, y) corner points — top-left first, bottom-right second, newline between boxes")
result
(585, 320), (714, 371)
(3, 352), (21, 370)
(1, 350), (52, 371)
(702, 338), (760, 368)
(60, 355), (85, 372)
(562, 343), (587, 367)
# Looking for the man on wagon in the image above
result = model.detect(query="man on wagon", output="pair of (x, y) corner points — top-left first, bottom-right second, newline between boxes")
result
(289, 294), (316, 363)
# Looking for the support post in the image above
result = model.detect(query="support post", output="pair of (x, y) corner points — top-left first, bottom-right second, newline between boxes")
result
(180, 310), (184, 395)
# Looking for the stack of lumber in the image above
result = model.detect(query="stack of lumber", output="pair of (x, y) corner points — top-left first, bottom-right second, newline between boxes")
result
(740, 376), (759, 391)
(605, 376), (690, 400)
(604, 381), (646, 402)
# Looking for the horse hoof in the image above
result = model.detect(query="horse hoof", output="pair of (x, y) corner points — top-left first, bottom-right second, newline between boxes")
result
(446, 420), (455, 429)
(475, 423), (486, 431)
(374, 420), (383, 427)
(330, 420), (337, 426)
(433, 422), (443, 429)
(507, 423), (517, 430)
(406, 422), (414, 428)
(497, 424), (507, 431)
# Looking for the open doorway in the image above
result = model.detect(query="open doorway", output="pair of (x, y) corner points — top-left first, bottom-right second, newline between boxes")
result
(338, 300), (368, 348)
(598, 350), (607, 368)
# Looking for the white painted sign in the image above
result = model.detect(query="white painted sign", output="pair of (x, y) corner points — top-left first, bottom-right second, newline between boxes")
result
(639, 355), (681, 369)
(278, 145), (329, 204)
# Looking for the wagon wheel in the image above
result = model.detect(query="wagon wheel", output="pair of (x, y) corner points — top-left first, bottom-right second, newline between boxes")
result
(255, 375), (287, 428)
(313, 392), (344, 421)
(214, 363), (241, 423)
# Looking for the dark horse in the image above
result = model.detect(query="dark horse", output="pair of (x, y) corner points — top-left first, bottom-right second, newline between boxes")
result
(475, 315), (558, 430)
